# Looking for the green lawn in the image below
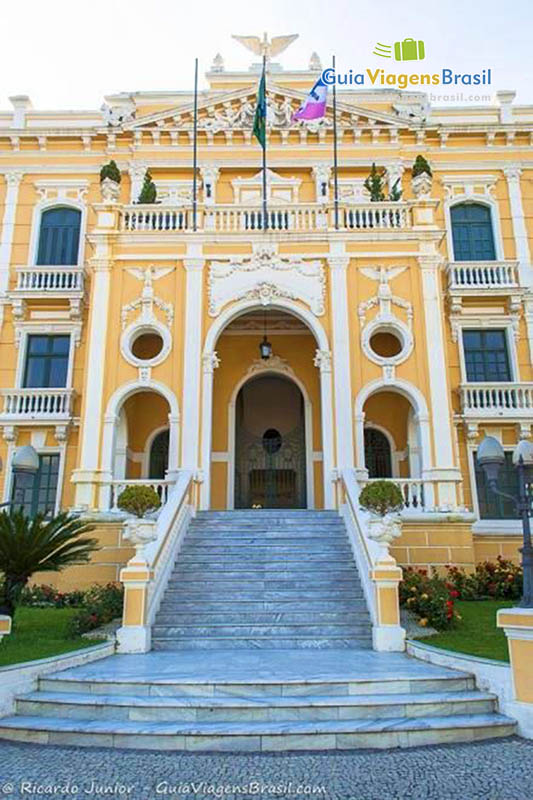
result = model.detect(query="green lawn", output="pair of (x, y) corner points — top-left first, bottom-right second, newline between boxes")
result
(418, 600), (515, 662)
(0, 607), (105, 668)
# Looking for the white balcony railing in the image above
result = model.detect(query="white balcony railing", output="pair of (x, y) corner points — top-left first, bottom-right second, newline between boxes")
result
(0, 388), (75, 419)
(361, 477), (465, 514)
(14, 266), (85, 294)
(119, 201), (411, 234)
(447, 261), (519, 290)
(460, 382), (533, 417)
(105, 479), (176, 512)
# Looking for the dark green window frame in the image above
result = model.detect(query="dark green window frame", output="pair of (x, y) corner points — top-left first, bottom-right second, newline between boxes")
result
(463, 329), (512, 383)
(11, 453), (60, 518)
(23, 334), (70, 388)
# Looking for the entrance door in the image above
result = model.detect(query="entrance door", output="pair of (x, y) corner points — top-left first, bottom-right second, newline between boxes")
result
(364, 428), (393, 478)
(234, 375), (307, 509)
(149, 429), (169, 479)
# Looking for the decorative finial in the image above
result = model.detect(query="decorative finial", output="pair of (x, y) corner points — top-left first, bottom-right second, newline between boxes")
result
(309, 52), (322, 71)
(211, 53), (225, 73)
(231, 32), (299, 62)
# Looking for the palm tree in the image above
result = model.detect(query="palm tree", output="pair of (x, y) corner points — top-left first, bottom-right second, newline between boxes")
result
(0, 509), (98, 618)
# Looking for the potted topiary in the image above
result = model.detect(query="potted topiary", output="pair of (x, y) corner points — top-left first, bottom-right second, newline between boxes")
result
(137, 170), (157, 204)
(117, 485), (161, 561)
(358, 480), (404, 562)
(99, 159), (121, 203)
(411, 155), (432, 199)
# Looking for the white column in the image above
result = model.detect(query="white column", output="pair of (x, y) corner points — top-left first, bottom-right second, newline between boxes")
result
(314, 349), (335, 509)
(181, 249), (205, 471)
(504, 166), (532, 288)
(0, 171), (23, 329)
(199, 165), (220, 206)
(73, 258), (112, 508)
(328, 247), (355, 470)
(199, 351), (220, 509)
(419, 250), (461, 509)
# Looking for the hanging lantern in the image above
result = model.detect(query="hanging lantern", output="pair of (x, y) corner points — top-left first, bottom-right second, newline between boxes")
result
(259, 309), (273, 360)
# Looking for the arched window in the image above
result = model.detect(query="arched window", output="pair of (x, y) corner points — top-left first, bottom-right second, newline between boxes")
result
(364, 428), (393, 478)
(451, 203), (496, 261)
(149, 429), (169, 479)
(37, 207), (81, 266)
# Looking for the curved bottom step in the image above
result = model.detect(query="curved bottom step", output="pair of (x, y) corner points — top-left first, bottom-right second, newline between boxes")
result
(0, 713), (516, 751)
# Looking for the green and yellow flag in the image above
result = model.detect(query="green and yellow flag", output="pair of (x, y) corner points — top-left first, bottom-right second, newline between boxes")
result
(253, 66), (266, 149)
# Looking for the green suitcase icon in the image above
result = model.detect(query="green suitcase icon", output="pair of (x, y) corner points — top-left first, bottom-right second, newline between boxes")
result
(394, 38), (425, 61)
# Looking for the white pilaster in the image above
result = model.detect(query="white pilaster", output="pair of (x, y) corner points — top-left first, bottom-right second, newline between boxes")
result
(181, 249), (205, 471)
(504, 166), (532, 288)
(314, 349), (335, 508)
(199, 351), (220, 508)
(72, 206), (117, 509)
(419, 248), (461, 508)
(328, 246), (355, 471)
(199, 165), (220, 206)
(0, 171), (24, 329)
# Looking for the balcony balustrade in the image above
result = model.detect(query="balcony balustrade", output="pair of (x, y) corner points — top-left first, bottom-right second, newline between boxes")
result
(0, 388), (75, 421)
(460, 382), (533, 418)
(120, 201), (412, 234)
(447, 261), (520, 293)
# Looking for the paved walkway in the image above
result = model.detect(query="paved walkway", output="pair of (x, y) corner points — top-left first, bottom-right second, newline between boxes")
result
(0, 736), (532, 799)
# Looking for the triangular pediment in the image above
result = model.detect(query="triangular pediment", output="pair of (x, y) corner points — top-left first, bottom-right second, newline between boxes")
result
(122, 83), (416, 133)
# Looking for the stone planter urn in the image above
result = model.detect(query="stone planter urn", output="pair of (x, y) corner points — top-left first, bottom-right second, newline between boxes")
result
(366, 513), (403, 563)
(122, 518), (157, 563)
(411, 172), (432, 199)
(100, 176), (121, 203)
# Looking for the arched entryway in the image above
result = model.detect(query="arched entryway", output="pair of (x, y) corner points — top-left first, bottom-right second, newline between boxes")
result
(234, 374), (307, 509)
(201, 300), (334, 510)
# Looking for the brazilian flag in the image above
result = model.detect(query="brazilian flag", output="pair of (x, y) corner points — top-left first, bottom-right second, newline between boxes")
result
(253, 67), (266, 149)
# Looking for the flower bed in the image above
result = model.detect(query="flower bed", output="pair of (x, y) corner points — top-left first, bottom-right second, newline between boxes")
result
(399, 568), (459, 630)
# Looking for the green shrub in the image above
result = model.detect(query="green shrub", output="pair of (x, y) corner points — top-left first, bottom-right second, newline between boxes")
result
(446, 557), (522, 601)
(66, 582), (124, 638)
(117, 485), (161, 518)
(364, 162), (386, 202)
(412, 154), (432, 178)
(358, 480), (404, 516)
(400, 568), (459, 630)
(99, 160), (121, 184)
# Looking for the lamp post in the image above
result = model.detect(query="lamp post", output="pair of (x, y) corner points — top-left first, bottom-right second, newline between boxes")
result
(0, 445), (40, 512)
(476, 436), (533, 607)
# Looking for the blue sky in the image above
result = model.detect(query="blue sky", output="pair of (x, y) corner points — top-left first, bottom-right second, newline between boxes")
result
(0, 0), (531, 108)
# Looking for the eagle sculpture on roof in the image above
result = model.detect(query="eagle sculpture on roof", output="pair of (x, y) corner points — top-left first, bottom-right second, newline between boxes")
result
(232, 33), (299, 60)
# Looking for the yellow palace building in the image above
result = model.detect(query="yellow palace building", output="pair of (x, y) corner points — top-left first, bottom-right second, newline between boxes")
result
(0, 39), (532, 604)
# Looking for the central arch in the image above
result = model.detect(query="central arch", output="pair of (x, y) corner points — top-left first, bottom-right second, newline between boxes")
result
(229, 368), (314, 509)
(200, 299), (334, 509)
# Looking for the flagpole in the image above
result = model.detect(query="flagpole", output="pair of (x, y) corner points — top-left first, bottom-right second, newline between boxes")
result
(192, 57), (198, 232)
(262, 54), (268, 231)
(332, 54), (339, 230)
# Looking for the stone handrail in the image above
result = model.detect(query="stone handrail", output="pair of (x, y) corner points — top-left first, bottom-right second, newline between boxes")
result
(340, 469), (405, 651)
(116, 470), (195, 653)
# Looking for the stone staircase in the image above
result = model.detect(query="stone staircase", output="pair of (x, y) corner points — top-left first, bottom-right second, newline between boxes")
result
(0, 510), (516, 751)
(152, 510), (373, 650)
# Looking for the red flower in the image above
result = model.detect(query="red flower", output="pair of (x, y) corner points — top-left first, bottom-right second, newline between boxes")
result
(450, 590), (459, 599)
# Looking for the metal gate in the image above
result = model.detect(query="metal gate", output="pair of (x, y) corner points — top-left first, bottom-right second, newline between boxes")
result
(235, 424), (307, 509)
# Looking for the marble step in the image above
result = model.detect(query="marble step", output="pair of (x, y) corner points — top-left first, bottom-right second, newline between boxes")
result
(154, 611), (370, 624)
(196, 511), (340, 518)
(161, 589), (366, 602)
(16, 690), (497, 724)
(0, 712), (515, 751)
(157, 599), (368, 613)
(151, 636), (373, 650)
(168, 573), (361, 585)
(40, 672), (477, 699)
(181, 542), (353, 552)
(176, 554), (354, 564)
(152, 623), (372, 638)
